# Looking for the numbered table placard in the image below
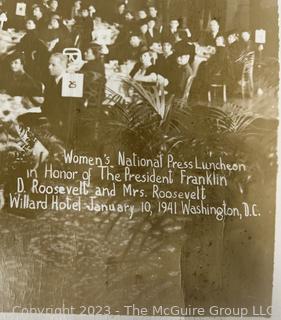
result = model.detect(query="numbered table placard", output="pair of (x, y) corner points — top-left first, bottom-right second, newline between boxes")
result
(16, 2), (27, 16)
(62, 73), (84, 98)
(255, 29), (266, 44)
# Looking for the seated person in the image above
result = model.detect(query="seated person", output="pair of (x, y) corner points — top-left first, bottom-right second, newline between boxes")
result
(122, 35), (146, 62)
(115, 2), (126, 26)
(82, 44), (105, 76)
(110, 11), (136, 61)
(163, 19), (181, 45)
(49, 0), (59, 14)
(42, 0), (50, 10)
(123, 10), (137, 33)
(136, 9), (147, 22)
(148, 6), (162, 31)
(71, 0), (82, 19)
(226, 30), (241, 61)
(226, 30), (244, 87)
(190, 35), (226, 101)
(0, 52), (43, 101)
(177, 17), (193, 42)
(198, 18), (223, 47)
(146, 18), (161, 46)
(169, 50), (193, 99)
(205, 36), (229, 85)
(75, 7), (94, 50)
(129, 50), (168, 87)
(149, 42), (163, 61)
(174, 40), (196, 64)
(154, 40), (176, 81)
(42, 53), (79, 142)
(88, 4), (96, 18)
(32, 4), (47, 31)
(40, 15), (72, 53)
(16, 19), (49, 81)
(138, 21), (149, 48)
(148, 6), (157, 19)
(240, 31), (255, 54)
(82, 44), (106, 105)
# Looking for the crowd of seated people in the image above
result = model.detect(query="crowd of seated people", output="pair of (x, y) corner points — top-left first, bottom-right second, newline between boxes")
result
(0, 0), (261, 141)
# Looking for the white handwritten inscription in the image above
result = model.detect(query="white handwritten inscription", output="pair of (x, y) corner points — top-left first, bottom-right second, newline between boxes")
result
(9, 150), (259, 221)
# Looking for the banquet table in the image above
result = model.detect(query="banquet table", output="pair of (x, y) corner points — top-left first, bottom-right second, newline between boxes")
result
(104, 60), (135, 98)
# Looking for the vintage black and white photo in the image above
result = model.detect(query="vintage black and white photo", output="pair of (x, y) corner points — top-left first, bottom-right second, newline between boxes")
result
(0, 0), (279, 318)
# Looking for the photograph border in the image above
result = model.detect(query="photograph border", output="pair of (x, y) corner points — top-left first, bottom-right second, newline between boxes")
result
(0, 0), (280, 319)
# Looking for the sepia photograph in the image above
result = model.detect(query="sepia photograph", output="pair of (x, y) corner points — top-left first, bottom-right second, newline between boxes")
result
(0, 0), (279, 318)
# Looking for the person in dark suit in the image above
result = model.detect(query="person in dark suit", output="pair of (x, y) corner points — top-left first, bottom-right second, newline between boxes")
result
(138, 20), (149, 48)
(154, 40), (176, 82)
(115, 2), (127, 26)
(40, 15), (73, 53)
(42, 53), (76, 142)
(174, 40), (196, 64)
(206, 36), (229, 85)
(136, 9), (147, 23)
(226, 30), (241, 61)
(146, 18), (161, 46)
(169, 50), (194, 99)
(0, 52), (44, 127)
(0, 52), (43, 99)
(124, 10), (137, 33)
(71, 0), (82, 19)
(75, 6), (93, 50)
(147, 5), (162, 32)
(32, 4), (47, 32)
(198, 18), (223, 47)
(163, 19), (181, 45)
(130, 50), (168, 88)
(240, 31), (255, 54)
(121, 35), (145, 63)
(82, 44), (105, 76)
(226, 30), (243, 87)
(82, 44), (106, 106)
(16, 18), (49, 81)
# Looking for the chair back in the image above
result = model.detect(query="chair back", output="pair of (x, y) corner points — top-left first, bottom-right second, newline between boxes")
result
(176, 75), (195, 109)
(241, 51), (255, 98)
(242, 51), (255, 73)
(183, 75), (195, 100)
(63, 48), (83, 64)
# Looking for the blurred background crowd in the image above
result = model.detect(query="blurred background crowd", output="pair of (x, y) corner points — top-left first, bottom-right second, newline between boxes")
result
(0, 0), (278, 141)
